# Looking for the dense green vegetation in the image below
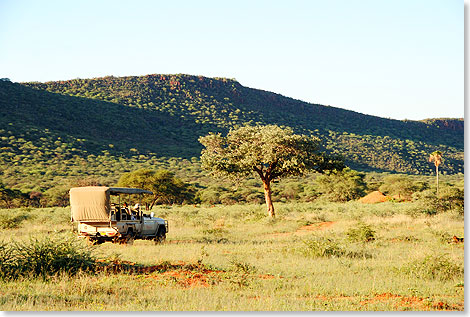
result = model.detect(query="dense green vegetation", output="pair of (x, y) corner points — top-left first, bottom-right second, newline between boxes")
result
(0, 74), (463, 198)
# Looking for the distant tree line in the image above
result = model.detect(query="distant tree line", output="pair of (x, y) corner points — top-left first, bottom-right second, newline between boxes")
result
(0, 167), (463, 216)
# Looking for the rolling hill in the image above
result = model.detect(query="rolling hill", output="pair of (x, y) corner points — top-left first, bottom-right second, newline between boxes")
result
(0, 74), (464, 190)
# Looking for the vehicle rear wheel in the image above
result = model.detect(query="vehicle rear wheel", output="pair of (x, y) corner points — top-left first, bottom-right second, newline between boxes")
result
(124, 229), (135, 245)
(125, 236), (134, 245)
(86, 237), (97, 245)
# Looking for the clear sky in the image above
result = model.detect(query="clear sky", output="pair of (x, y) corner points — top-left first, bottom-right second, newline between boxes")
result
(0, 0), (463, 120)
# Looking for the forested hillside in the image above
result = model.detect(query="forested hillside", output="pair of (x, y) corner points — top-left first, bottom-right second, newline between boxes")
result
(0, 74), (464, 192)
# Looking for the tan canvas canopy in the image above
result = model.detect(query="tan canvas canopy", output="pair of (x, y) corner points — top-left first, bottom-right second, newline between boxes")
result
(70, 186), (153, 222)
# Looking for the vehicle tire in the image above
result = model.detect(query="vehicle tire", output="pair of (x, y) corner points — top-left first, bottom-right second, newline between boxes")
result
(86, 237), (97, 245)
(125, 236), (134, 245)
(124, 229), (135, 245)
(154, 227), (166, 244)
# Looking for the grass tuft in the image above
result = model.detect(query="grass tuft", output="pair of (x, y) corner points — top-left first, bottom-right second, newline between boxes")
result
(0, 213), (31, 229)
(405, 254), (463, 281)
(346, 223), (376, 242)
(0, 236), (95, 281)
(301, 237), (345, 258)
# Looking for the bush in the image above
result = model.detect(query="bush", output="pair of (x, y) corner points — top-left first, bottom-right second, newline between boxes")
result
(228, 259), (257, 288)
(379, 174), (419, 201)
(0, 213), (30, 229)
(0, 236), (96, 280)
(301, 236), (373, 259)
(346, 223), (376, 242)
(413, 185), (464, 215)
(230, 259), (257, 274)
(315, 168), (367, 202)
(200, 227), (229, 244)
(302, 237), (345, 258)
(405, 254), (463, 281)
(0, 241), (17, 280)
(198, 186), (225, 205)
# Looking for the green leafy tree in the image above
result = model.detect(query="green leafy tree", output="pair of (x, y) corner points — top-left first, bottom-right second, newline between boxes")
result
(413, 184), (464, 215)
(379, 174), (418, 201)
(0, 183), (23, 209)
(199, 125), (344, 217)
(117, 168), (194, 208)
(429, 151), (443, 196)
(315, 168), (366, 202)
(44, 186), (70, 207)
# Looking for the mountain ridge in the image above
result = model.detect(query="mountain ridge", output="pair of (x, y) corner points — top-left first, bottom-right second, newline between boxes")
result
(19, 74), (464, 123)
(0, 73), (464, 190)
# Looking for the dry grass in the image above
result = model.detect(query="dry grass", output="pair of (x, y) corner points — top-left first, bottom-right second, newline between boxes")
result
(0, 201), (464, 311)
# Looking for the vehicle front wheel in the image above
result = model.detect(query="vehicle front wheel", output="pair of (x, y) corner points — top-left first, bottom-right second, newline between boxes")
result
(124, 230), (135, 245)
(154, 234), (166, 244)
(125, 236), (134, 245)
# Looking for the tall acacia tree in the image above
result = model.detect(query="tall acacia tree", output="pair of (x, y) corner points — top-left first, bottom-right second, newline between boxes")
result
(428, 151), (443, 197)
(199, 125), (344, 217)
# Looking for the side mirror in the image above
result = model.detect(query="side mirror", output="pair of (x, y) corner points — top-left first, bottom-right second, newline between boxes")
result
(150, 212), (154, 218)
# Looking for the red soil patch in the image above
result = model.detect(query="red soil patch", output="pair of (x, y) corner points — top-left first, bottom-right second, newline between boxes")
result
(359, 293), (463, 311)
(310, 293), (463, 311)
(267, 221), (336, 238)
(153, 269), (221, 288)
(358, 191), (390, 204)
(297, 221), (335, 232)
(258, 274), (276, 279)
(95, 259), (281, 289)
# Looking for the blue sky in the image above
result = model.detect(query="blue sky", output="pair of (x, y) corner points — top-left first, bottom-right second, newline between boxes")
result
(0, 0), (463, 120)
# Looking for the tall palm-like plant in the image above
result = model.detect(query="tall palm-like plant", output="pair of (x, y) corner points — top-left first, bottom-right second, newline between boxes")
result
(428, 151), (443, 197)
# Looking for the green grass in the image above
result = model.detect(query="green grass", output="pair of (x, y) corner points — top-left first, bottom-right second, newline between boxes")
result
(0, 201), (464, 311)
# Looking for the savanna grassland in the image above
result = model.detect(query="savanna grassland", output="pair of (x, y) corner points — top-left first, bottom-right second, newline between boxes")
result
(0, 74), (464, 312)
(0, 201), (464, 311)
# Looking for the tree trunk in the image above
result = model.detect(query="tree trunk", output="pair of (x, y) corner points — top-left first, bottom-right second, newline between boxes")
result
(150, 197), (157, 209)
(436, 164), (439, 197)
(263, 180), (275, 218)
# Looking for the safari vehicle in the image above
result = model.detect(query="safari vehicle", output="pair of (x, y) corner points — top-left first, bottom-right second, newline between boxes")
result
(70, 186), (168, 245)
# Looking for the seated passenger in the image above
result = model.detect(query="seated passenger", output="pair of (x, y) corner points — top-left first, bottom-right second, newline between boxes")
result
(121, 202), (129, 213)
(132, 203), (140, 212)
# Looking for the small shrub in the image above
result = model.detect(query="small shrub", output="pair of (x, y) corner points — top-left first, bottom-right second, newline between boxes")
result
(228, 259), (257, 288)
(405, 255), (463, 281)
(413, 185), (464, 215)
(0, 213), (30, 229)
(344, 248), (373, 259)
(301, 236), (373, 259)
(422, 209), (438, 216)
(346, 223), (376, 242)
(230, 259), (257, 274)
(315, 168), (367, 202)
(428, 229), (452, 244)
(200, 227), (229, 244)
(202, 228), (228, 235)
(302, 237), (345, 258)
(0, 236), (96, 281)
(0, 241), (18, 280)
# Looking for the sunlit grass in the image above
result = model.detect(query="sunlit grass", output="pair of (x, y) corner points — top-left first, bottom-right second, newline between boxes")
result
(0, 201), (464, 311)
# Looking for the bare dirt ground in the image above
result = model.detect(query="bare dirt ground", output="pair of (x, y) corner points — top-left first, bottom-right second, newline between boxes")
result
(268, 221), (336, 238)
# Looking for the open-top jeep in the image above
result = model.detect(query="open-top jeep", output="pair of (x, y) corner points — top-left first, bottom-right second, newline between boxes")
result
(70, 186), (168, 245)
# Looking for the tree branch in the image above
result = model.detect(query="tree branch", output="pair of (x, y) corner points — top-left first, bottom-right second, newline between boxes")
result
(253, 166), (265, 181)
